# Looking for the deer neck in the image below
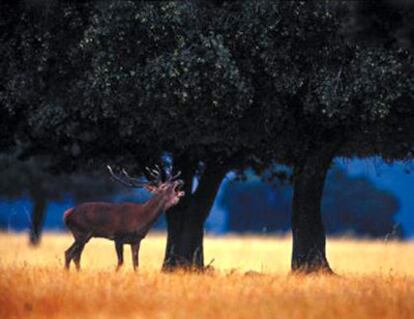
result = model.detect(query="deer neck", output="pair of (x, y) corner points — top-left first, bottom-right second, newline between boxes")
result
(141, 192), (168, 225)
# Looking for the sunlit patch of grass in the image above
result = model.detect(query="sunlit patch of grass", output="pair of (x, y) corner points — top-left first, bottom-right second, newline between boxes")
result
(0, 232), (413, 319)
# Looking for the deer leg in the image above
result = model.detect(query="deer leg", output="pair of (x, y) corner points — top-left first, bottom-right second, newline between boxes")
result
(115, 240), (124, 271)
(73, 242), (86, 271)
(131, 242), (141, 271)
(65, 241), (78, 270)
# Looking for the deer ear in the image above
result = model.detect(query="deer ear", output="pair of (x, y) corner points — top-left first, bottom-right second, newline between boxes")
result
(144, 185), (157, 193)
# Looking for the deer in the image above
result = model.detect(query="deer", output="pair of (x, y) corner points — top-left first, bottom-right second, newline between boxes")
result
(63, 165), (184, 271)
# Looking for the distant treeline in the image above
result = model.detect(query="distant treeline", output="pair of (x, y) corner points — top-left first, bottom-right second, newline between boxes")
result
(0, 166), (403, 239)
(221, 167), (402, 238)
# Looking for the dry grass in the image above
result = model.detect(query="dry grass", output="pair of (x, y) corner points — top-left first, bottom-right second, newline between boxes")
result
(0, 232), (413, 319)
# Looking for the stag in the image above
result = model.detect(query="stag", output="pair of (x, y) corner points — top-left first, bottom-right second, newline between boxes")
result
(63, 165), (184, 271)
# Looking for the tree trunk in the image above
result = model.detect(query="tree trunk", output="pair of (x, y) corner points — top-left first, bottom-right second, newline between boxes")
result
(291, 150), (334, 274)
(173, 212), (205, 268)
(29, 196), (47, 246)
(163, 158), (196, 269)
(163, 164), (226, 271)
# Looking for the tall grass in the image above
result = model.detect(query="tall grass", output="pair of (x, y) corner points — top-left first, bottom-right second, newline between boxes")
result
(1, 233), (413, 318)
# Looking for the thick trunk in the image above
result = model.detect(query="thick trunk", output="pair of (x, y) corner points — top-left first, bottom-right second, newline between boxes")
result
(29, 196), (47, 246)
(163, 164), (226, 270)
(291, 150), (334, 274)
(163, 161), (195, 269)
(174, 214), (205, 268)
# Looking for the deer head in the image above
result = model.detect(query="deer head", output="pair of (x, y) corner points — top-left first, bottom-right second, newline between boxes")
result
(107, 164), (185, 210)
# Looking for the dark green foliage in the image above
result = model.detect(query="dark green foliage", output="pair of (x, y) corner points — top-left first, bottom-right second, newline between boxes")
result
(3, 1), (412, 170)
(217, 1), (413, 165)
(347, 0), (414, 50)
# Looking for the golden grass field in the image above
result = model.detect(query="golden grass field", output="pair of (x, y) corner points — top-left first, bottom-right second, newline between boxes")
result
(1, 232), (413, 319)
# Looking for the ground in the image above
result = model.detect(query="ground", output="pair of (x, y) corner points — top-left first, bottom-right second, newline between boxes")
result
(0, 232), (413, 319)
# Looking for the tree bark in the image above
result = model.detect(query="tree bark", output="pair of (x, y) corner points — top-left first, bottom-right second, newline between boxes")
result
(29, 196), (47, 246)
(163, 162), (195, 269)
(163, 163), (226, 271)
(291, 150), (334, 274)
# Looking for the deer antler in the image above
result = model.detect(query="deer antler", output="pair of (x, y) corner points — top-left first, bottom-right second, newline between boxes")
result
(168, 170), (182, 181)
(145, 166), (163, 186)
(161, 165), (182, 182)
(107, 165), (147, 188)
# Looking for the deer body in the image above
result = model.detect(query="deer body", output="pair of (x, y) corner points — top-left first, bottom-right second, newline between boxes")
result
(65, 201), (165, 242)
(64, 166), (184, 271)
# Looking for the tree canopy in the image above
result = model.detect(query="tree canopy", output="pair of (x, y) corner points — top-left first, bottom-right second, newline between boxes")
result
(3, 1), (412, 170)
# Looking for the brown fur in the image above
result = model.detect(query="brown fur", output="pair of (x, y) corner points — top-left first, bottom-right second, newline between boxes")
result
(64, 181), (183, 271)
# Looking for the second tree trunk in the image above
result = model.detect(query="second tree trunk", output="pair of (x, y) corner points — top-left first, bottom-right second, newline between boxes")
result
(291, 151), (334, 273)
